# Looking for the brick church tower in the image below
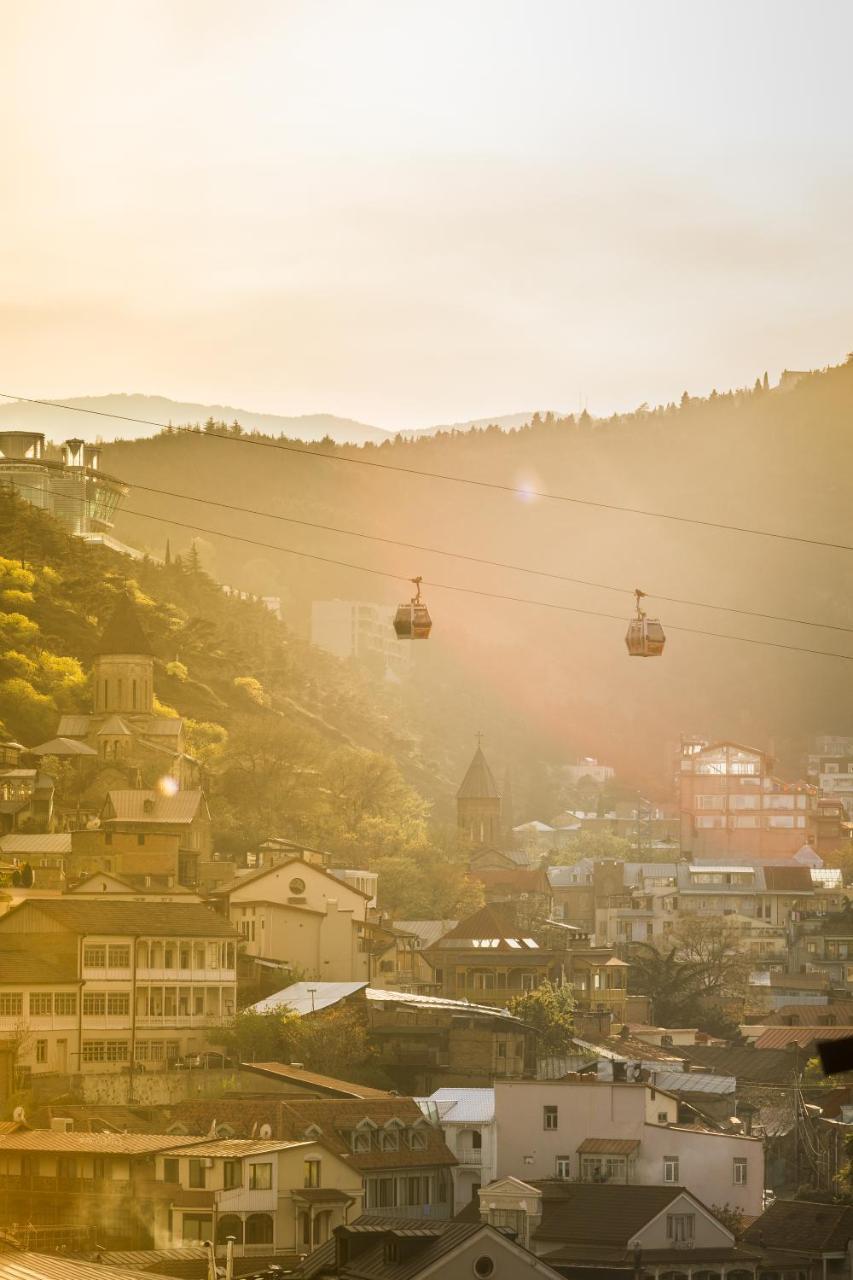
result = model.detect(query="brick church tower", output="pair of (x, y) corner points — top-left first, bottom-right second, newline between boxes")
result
(457, 737), (502, 845)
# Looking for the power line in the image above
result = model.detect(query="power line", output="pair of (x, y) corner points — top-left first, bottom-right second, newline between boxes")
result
(120, 479), (853, 637)
(2, 390), (852, 555)
(2, 395), (853, 636)
(7, 480), (853, 664)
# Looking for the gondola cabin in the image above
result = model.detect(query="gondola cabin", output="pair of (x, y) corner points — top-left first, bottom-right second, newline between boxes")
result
(394, 576), (432, 640)
(625, 589), (665, 657)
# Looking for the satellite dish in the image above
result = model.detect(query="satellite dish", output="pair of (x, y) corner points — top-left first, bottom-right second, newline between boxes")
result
(259, 1122), (272, 1139)
(12, 1106), (25, 1123)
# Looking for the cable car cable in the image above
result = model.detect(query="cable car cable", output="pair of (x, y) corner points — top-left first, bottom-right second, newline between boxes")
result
(7, 438), (853, 638)
(9, 480), (853, 664)
(2, 390), (852, 556)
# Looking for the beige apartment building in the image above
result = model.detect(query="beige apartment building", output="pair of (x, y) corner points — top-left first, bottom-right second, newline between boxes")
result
(493, 1079), (764, 1217)
(0, 899), (237, 1087)
(152, 1136), (363, 1254)
(213, 858), (372, 982)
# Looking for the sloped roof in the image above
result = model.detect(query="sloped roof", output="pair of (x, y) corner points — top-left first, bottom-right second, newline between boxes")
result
(97, 716), (133, 737)
(456, 746), (500, 800)
(743, 1199), (853, 1253)
(430, 903), (543, 951)
(251, 981), (367, 1015)
(294, 1219), (522, 1280)
(762, 866), (814, 892)
(0, 936), (80, 984)
(55, 716), (93, 738)
(419, 1089), (495, 1124)
(0, 834), (72, 855)
(677, 1044), (801, 1084)
(0, 899), (236, 938)
(532, 1182), (685, 1245)
(98, 595), (153, 656)
(0, 1256), (181, 1280)
(753, 1026), (853, 1050)
(272, 1097), (457, 1173)
(393, 920), (458, 948)
(577, 1137), (640, 1155)
(0, 1130), (206, 1154)
(241, 1061), (392, 1098)
(28, 737), (98, 757)
(103, 790), (204, 824)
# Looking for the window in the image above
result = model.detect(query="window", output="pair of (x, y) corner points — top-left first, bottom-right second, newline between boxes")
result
(543, 1105), (558, 1130)
(555, 1156), (571, 1179)
(182, 1215), (213, 1243)
(663, 1155), (679, 1183)
(407, 1128), (427, 1150)
(180, 947), (191, 970)
(352, 1130), (372, 1153)
(289, 877), (306, 895)
(189, 1158), (206, 1188)
(54, 993), (76, 1015)
(107, 993), (130, 1016)
(93, 1157), (106, 1180)
(0, 994), (23, 1016)
(223, 1160), (241, 1189)
(658, 1111), (670, 1124)
(83, 993), (106, 1016)
(35, 1040), (47, 1064)
(84, 946), (106, 967)
(303, 1159), (321, 1189)
(474, 1259), (495, 1279)
(733, 1157), (748, 1185)
(667, 1214), (695, 1243)
(29, 993), (52, 1016)
(163, 1158), (179, 1183)
(249, 1162), (273, 1190)
(81, 1040), (129, 1062)
(379, 1129), (399, 1151)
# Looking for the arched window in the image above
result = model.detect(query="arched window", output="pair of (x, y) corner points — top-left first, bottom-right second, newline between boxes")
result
(217, 1215), (243, 1244)
(246, 1214), (274, 1245)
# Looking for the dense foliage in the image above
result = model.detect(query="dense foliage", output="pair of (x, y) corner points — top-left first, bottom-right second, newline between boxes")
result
(0, 491), (483, 917)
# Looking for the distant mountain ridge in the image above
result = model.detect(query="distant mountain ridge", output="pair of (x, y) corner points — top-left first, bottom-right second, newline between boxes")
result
(0, 393), (536, 448)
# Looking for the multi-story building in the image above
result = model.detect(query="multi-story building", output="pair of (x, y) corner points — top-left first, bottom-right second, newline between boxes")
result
(0, 899), (237, 1088)
(493, 1078), (764, 1216)
(679, 740), (816, 861)
(213, 857), (372, 983)
(310, 599), (410, 678)
(0, 432), (128, 537)
(422, 904), (566, 1006)
(251, 981), (536, 1094)
(0, 740), (54, 834)
(92, 788), (211, 888)
(152, 1135), (363, 1254)
(417, 1088), (497, 1214)
(263, 1097), (457, 1222)
(0, 1127), (207, 1250)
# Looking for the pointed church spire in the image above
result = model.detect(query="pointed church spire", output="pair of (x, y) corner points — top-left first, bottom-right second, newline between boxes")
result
(457, 734), (502, 845)
(97, 593), (153, 656)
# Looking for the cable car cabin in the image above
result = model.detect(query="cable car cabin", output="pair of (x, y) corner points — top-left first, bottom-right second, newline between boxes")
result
(625, 616), (666, 657)
(625, 588), (665, 657)
(394, 576), (432, 640)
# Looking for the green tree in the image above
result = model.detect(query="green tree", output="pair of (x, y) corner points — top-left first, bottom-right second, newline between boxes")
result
(507, 981), (575, 1056)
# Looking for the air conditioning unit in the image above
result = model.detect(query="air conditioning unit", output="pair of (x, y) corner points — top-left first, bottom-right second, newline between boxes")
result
(50, 1118), (73, 1133)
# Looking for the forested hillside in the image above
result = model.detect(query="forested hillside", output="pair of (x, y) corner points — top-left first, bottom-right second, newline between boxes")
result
(0, 491), (482, 917)
(100, 358), (853, 799)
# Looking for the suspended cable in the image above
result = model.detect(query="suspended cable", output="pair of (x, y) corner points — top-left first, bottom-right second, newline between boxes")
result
(2, 391), (852, 554)
(7, 480), (853, 664)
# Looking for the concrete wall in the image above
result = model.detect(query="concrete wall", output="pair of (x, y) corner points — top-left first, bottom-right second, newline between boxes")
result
(493, 1080), (763, 1216)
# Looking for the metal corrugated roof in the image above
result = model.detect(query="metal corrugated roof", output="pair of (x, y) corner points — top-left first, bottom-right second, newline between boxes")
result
(0, 1131), (208, 1153)
(651, 1071), (736, 1095)
(393, 920), (459, 948)
(159, 1138), (309, 1157)
(754, 1026), (853, 1050)
(252, 980), (368, 1015)
(104, 790), (203, 824)
(419, 1088), (495, 1123)
(0, 834), (72, 854)
(0, 1257), (174, 1280)
(577, 1137), (640, 1154)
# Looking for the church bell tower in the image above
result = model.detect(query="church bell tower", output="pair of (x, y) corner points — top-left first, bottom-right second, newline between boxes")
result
(457, 735), (502, 845)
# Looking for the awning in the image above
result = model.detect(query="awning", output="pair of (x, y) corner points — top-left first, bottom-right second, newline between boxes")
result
(577, 1138), (640, 1155)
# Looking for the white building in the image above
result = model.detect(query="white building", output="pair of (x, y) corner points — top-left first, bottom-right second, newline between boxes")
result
(311, 599), (410, 678)
(493, 1079), (764, 1217)
(564, 758), (615, 785)
(417, 1088), (498, 1214)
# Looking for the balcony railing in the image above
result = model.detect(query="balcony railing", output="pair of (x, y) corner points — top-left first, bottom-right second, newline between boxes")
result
(455, 1147), (483, 1166)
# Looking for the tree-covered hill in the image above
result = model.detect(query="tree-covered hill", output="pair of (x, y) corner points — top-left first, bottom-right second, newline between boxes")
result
(0, 491), (483, 917)
(100, 358), (853, 797)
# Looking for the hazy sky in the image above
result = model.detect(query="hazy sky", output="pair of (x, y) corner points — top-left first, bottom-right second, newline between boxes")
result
(3, 0), (853, 429)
